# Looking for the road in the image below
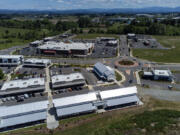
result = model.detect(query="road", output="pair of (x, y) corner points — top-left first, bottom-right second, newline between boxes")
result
(139, 88), (180, 102)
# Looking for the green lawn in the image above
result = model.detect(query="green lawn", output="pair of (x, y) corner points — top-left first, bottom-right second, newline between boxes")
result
(74, 34), (119, 39)
(115, 71), (122, 81)
(133, 36), (180, 63)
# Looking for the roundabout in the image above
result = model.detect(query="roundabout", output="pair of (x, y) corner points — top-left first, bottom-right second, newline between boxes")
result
(115, 59), (139, 68)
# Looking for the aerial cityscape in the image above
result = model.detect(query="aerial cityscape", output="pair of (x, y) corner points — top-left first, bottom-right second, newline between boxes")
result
(0, 0), (180, 135)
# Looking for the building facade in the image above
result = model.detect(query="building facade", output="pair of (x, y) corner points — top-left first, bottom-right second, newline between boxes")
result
(0, 55), (24, 66)
(93, 62), (115, 82)
(37, 41), (94, 56)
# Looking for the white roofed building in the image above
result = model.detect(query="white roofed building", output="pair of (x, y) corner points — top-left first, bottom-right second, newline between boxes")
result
(23, 58), (51, 68)
(0, 86), (140, 130)
(99, 86), (139, 109)
(0, 55), (24, 66)
(127, 33), (136, 39)
(51, 73), (86, 90)
(152, 70), (173, 81)
(37, 41), (94, 56)
(0, 92), (97, 130)
(143, 69), (173, 81)
(0, 78), (45, 97)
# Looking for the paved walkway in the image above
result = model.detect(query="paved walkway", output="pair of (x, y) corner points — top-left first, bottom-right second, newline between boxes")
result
(6, 65), (22, 82)
(45, 65), (59, 130)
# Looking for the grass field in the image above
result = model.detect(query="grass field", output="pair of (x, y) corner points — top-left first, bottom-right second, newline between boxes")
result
(2, 98), (180, 135)
(74, 34), (119, 39)
(115, 71), (122, 81)
(133, 36), (180, 63)
(0, 27), (51, 50)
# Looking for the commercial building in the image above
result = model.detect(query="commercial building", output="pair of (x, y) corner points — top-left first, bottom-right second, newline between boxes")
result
(43, 37), (55, 42)
(54, 92), (97, 118)
(51, 73), (86, 90)
(0, 100), (48, 129)
(127, 33), (136, 39)
(0, 55), (24, 66)
(0, 78), (45, 97)
(37, 41), (94, 56)
(97, 37), (117, 42)
(106, 40), (118, 47)
(23, 58), (51, 68)
(99, 86), (139, 110)
(0, 92), (97, 130)
(153, 70), (173, 81)
(93, 62), (115, 82)
(0, 86), (140, 130)
(143, 69), (173, 81)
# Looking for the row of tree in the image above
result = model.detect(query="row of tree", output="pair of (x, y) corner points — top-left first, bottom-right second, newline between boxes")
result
(107, 23), (180, 36)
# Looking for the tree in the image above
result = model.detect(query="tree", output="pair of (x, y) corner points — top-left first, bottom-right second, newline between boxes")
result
(88, 28), (96, 33)
(0, 69), (4, 80)
(78, 17), (91, 28)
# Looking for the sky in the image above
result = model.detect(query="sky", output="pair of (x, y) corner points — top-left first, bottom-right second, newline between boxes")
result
(0, 0), (180, 10)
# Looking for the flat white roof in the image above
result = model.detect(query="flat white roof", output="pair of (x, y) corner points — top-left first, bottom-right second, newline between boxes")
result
(24, 58), (51, 64)
(108, 40), (118, 44)
(52, 73), (85, 84)
(54, 92), (97, 107)
(128, 33), (136, 36)
(44, 37), (54, 40)
(0, 92), (97, 118)
(38, 41), (94, 51)
(100, 86), (137, 100)
(144, 71), (153, 76)
(0, 55), (23, 59)
(1, 78), (45, 91)
(30, 40), (43, 44)
(0, 100), (48, 118)
(153, 70), (171, 77)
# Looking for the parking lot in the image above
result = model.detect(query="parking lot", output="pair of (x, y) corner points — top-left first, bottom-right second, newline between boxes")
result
(11, 67), (45, 80)
(50, 65), (99, 85)
(19, 38), (118, 58)
(0, 66), (16, 74)
(90, 43), (117, 58)
(129, 35), (167, 49)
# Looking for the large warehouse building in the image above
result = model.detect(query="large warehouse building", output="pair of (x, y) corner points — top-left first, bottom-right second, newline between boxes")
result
(0, 55), (24, 66)
(0, 86), (140, 130)
(54, 92), (97, 118)
(37, 41), (94, 56)
(0, 92), (97, 130)
(51, 73), (86, 90)
(0, 100), (48, 129)
(0, 78), (45, 97)
(93, 62), (116, 82)
(99, 86), (139, 110)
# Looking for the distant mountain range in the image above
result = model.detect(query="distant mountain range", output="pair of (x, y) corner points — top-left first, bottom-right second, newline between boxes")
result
(0, 7), (180, 14)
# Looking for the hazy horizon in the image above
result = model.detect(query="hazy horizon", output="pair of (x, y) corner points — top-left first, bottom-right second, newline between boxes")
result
(0, 0), (180, 10)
